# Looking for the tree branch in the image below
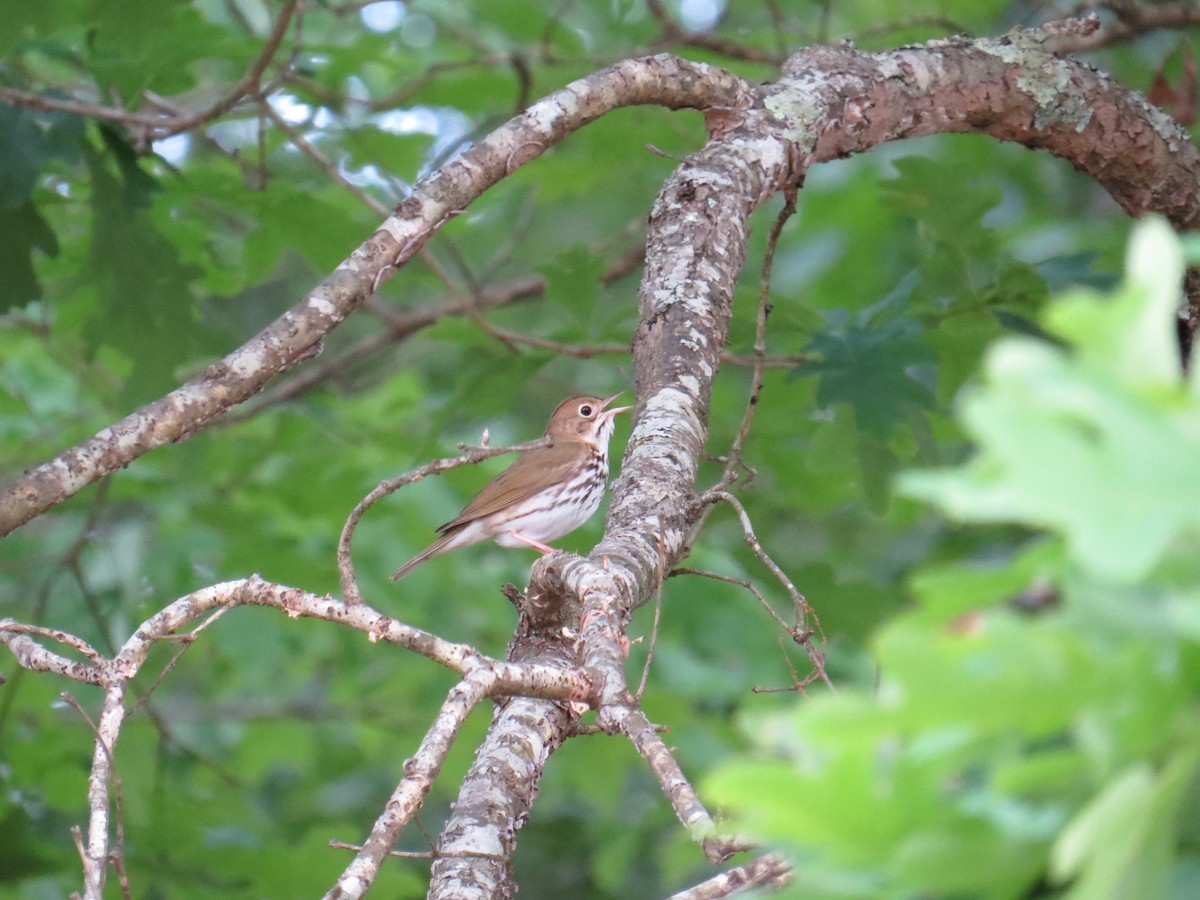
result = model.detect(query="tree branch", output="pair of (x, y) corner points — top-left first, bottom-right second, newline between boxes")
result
(0, 1), (300, 147)
(427, 697), (575, 898)
(668, 853), (792, 899)
(0, 56), (747, 537)
(329, 669), (497, 900)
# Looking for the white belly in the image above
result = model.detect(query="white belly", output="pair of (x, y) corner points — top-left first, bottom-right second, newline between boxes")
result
(492, 487), (604, 545)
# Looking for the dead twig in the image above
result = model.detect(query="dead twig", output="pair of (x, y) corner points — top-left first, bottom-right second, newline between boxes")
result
(328, 840), (434, 859)
(719, 190), (798, 491)
(668, 852), (792, 899)
(337, 436), (551, 604)
(693, 491), (832, 691)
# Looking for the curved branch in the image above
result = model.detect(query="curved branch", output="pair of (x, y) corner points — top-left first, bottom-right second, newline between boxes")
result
(0, 56), (748, 538)
(1, 577), (598, 896)
(548, 18), (1200, 625)
(787, 23), (1200, 226)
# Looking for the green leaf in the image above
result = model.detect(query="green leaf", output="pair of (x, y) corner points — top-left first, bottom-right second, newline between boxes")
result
(0, 201), (58, 309)
(0, 105), (49, 209)
(1046, 216), (1184, 388)
(0, 0), (75, 54)
(900, 220), (1200, 582)
(1052, 749), (1200, 900)
(81, 0), (230, 100)
(880, 154), (1003, 249)
(538, 244), (606, 324)
(74, 132), (220, 399)
(1036, 252), (1114, 292)
(792, 290), (936, 441)
(906, 539), (1065, 621)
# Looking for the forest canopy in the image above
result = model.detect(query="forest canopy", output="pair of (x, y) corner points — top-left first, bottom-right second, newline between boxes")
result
(2, 1), (1200, 898)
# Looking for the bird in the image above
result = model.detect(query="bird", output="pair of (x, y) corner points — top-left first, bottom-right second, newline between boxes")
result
(390, 392), (632, 581)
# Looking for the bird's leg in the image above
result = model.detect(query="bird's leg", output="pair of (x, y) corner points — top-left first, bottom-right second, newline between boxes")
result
(506, 530), (558, 555)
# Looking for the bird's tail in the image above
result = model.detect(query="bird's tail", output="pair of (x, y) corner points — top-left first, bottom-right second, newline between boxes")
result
(390, 532), (458, 581)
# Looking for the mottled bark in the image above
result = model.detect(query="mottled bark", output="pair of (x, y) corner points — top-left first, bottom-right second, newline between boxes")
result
(0, 57), (744, 538)
(5, 18), (1200, 900)
(432, 22), (1200, 899)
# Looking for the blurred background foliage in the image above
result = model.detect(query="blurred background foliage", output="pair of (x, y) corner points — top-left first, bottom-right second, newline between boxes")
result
(0, 0), (1196, 896)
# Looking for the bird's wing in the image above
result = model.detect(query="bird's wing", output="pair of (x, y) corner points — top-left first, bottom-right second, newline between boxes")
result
(435, 442), (579, 534)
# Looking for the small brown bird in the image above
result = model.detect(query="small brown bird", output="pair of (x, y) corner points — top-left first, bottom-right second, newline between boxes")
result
(390, 392), (632, 581)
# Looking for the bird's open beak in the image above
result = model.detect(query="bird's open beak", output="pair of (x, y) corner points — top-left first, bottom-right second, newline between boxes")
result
(600, 391), (633, 418)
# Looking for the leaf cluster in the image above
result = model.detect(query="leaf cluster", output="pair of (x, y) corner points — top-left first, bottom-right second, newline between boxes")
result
(709, 221), (1200, 899)
(0, 0), (1188, 896)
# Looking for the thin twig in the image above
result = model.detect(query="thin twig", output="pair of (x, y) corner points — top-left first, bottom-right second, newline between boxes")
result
(668, 852), (792, 899)
(694, 492), (833, 691)
(669, 568), (793, 636)
(751, 632), (818, 695)
(669, 567), (825, 692)
(850, 14), (970, 41)
(636, 527), (670, 700)
(326, 669), (496, 896)
(721, 192), (797, 492)
(636, 578), (664, 701)
(159, 0), (301, 140)
(260, 102), (389, 217)
(329, 840), (434, 859)
(126, 606), (231, 718)
(645, 0), (786, 64)
(60, 690), (129, 900)
(258, 102), (458, 293)
(222, 276), (546, 424)
(475, 318), (806, 368)
(337, 436), (551, 604)
(0, 1), (300, 146)
(686, 194), (799, 572)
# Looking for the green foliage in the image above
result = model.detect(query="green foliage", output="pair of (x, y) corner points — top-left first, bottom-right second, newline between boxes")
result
(906, 220), (1199, 581)
(707, 222), (1200, 898)
(794, 291), (936, 441)
(0, 105), (81, 308)
(0, 0), (1181, 897)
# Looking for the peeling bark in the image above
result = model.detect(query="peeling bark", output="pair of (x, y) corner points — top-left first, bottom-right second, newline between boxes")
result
(432, 22), (1200, 897)
(0, 57), (746, 537)
(5, 19), (1200, 900)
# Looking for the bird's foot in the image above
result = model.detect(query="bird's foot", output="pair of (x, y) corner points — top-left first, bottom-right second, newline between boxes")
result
(506, 530), (558, 555)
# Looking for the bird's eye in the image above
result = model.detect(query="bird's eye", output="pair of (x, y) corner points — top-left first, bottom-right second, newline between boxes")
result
(579, 404), (594, 417)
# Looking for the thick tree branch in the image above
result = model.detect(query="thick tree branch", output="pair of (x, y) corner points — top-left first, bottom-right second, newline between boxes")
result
(0, 578), (602, 897)
(465, 16), (1200, 890)
(0, 56), (746, 538)
(427, 697), (575, 898)
(788, 23), (1200, 226)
